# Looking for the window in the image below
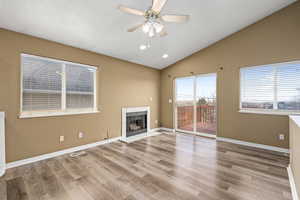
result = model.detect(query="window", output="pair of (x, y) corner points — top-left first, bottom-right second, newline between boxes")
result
(21, 54), (97, 118)
(240, 61), (300, 114)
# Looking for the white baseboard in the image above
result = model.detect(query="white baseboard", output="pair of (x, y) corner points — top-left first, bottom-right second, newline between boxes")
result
(6, 136), (121, 169)
(120, 130), (162, 143)
(150, 128), (161, 132)
(194, 132), (216, 139)
(160, 127), (175, 132)
(120, 133), (148, 143)
(148, 131), (162, 137)
(175, 129), (216, 139)
(217, 137), (289, 154)
(288, 165), (299, 200)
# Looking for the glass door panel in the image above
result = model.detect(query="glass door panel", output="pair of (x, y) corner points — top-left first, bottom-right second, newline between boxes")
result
(196, 74), (217, 135)
(175, 77), (195, 132)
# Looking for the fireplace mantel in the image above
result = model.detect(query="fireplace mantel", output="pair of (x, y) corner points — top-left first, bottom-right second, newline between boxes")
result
(121, 106), (150, 143)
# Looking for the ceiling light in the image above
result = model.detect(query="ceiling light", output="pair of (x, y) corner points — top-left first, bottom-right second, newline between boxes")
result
(162, 54), (169, 58)
(148, 26), (155, 37)
(142, 23), (150, 33)
(142, 21), (164, 37)
(153, 23), (163, 33)
(140, 44), (147, 50)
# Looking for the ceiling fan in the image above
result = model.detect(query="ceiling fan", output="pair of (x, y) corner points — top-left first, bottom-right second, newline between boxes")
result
(118, 0), (189, 38)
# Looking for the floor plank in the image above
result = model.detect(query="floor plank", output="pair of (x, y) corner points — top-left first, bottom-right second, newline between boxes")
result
(7, 177), (29, 200)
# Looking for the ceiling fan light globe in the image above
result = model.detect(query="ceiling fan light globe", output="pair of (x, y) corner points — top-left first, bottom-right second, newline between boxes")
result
(142, 23), (150, 33)
(148, 27), (155, 37)
(153, 22), (163, 33)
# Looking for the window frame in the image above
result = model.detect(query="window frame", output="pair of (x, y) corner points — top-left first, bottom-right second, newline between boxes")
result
(20, 53), (99, 118)
(239, 61), (300, 116)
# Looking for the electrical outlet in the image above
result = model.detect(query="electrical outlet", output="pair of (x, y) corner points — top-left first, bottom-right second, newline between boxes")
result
(279, 134), (285, 140)
(59, 136), (64, 143)
(79, 132), (84, 139)
(150, 97), (153, 101)
(168, 99), (172, 103)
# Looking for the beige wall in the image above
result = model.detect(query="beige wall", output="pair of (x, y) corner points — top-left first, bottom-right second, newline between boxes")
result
(289, 116), (300, 198)
(160, 2), (300, 148)
(0, 29), (161, 162)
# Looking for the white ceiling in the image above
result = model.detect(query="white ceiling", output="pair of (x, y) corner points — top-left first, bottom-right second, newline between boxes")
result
(0, 0), (296, 69)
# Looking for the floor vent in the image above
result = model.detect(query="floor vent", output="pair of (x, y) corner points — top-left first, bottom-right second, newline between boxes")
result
(69, 151), (87, 158)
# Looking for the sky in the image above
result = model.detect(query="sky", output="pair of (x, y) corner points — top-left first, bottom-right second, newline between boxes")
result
(176, 74), (216, 101)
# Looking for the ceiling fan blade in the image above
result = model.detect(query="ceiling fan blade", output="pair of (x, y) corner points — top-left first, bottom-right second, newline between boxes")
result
(152, 0), (168, 13)
(127, 23), (144, 32)
(118, 5), (145, 16)
(159, 30), (168, 37)
(161, 15), (189, 23)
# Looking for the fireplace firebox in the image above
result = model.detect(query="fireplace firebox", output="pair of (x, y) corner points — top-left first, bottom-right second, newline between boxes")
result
(126, 111), (147, 137)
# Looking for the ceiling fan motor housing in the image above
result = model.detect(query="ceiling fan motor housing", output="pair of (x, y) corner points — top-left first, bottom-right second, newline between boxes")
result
(145, 9), (160, 21)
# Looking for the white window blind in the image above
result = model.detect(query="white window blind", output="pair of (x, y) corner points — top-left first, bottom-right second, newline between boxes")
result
(66, 64), (95, 110)
(21, 54), (97, 117)
(240, 61), (300, 112)
(22, 57), (62, 112)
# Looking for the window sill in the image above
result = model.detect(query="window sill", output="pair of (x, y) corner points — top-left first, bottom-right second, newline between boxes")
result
(239, 110), (300, 116)
(19, 110), (100, 119)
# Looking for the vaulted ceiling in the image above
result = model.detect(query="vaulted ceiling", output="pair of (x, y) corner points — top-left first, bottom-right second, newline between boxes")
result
(0, 0), (296, 69)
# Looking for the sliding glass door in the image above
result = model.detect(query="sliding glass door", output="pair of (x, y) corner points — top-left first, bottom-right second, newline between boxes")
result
(175, 77), (195, 132)
(196, 74), (217, 135)
(175, 74), (217, 137)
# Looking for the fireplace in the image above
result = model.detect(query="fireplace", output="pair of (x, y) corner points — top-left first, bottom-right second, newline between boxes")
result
(121, 106), (150, 142)
(126, 111), (147, 137)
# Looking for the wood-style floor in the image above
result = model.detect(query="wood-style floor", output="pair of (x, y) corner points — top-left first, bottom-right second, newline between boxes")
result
(0, 132), (292, 200)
